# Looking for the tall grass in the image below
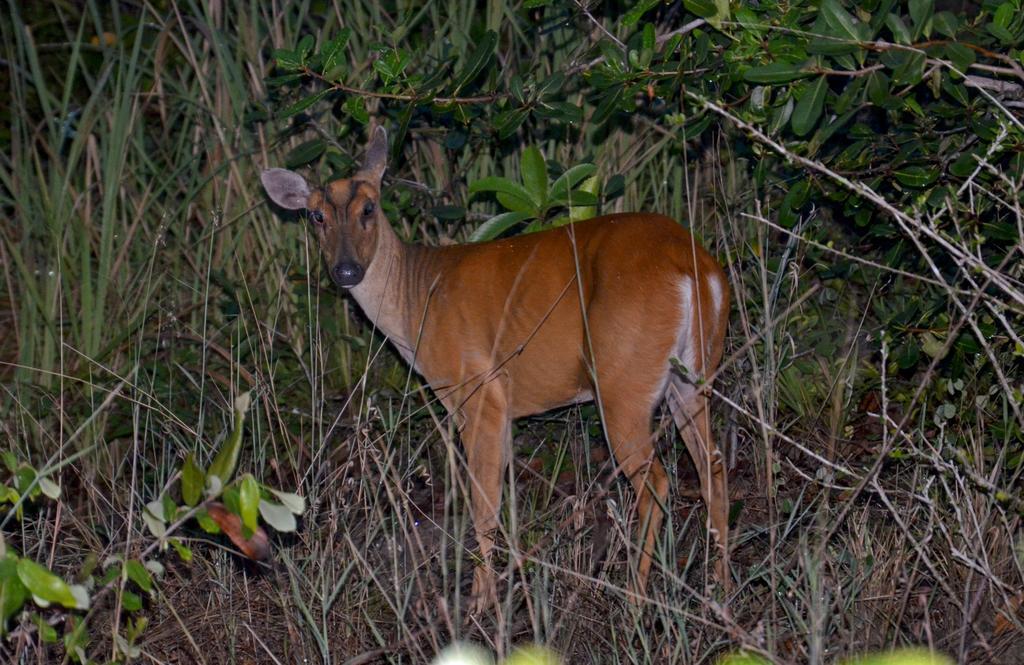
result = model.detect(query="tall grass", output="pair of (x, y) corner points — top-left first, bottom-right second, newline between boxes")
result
(1, 1), (1021, 663)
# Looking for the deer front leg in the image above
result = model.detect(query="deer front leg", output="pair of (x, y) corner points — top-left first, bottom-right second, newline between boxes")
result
(459, 387), (511, 613)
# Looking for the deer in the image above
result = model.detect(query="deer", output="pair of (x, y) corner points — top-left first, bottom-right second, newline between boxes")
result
(261, 127), (731, 610)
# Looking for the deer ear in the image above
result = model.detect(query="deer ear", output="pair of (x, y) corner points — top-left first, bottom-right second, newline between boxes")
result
(261, 168), (311, 210)
(358, 126), (388, 186)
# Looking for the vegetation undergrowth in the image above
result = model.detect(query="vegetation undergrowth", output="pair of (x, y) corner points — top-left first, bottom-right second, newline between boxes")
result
(1, 0), (1021, 663)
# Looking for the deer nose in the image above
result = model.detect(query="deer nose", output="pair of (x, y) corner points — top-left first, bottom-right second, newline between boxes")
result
(331, 261), (365, 288)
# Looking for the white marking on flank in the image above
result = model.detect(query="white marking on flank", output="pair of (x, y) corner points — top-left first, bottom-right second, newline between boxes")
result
(707, 271), (723, 318)
(655, 276), (695, 404)
(677, 276), (697, 376)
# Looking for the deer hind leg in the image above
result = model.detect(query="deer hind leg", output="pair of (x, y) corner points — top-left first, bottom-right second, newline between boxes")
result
(666, 375), (731, 591)
(600, 398), (668, 600)
(458, 385), (511, 612)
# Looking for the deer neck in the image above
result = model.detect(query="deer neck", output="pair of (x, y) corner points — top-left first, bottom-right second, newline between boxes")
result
(347, 220), (435, 367)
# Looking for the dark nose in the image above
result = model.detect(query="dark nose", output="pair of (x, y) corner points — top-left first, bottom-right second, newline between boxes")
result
(331, 261), (364, 287)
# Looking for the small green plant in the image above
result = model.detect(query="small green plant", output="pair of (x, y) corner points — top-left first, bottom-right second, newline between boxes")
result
(0, 451), (61, 521)
(0, 392), (305, 660)
(468, 146), (600, 241)
(141, 392), (306, 558)
(0, 543), (89, 624)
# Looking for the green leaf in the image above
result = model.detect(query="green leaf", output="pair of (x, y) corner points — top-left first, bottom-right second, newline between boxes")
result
(808, 108), (856, 155)
(469, 212), (531, 242)
(942, 78), (969, 106)
(142, 500), (166, 539)
(493, 107), (529, 138)
(520, 147), (547, 207)
(885, 13), (913, 44)
(469, 176), (535, 204)
(258, 499), (297, 532)
(902, 96), (925, 117)
(709, 0), (731, 29)
(279, 89), (329, 120)
(987, 25), (1016, 43)
(909, 0), (934, 38)
(807, 35), (861, 56)
(920, 331), (946, 359)
(272, 48), (302, 71)
(238, 474), (260, 534)
(569, 175), (600, 222)
(522, 218), (546, 233)
(373, 48), (410, 84)
(17, 559), (87, 610)
(988, 4), (1017, 43)
(121, 590), (142, 612)
(195, 508), (220, 534)
(453, 30), (497, 92)
(833, 75), (865, 114)
(320, 29), (352, 77)
(15, 466), (36, 496)
(550, 164), (598, 202)
(539, 74), (567, 99)
(623, 0), (659, 26)
(894, 165), (938, 187)
(296, 34), (314, 60)
(604, 174), (625, 201)
(553, 190), (599, 207)
(63, 616), (89, 660)
(642, 23), (655, 51)
(821, 0), (867, 42)
(950, 150), (980, 177)
(162, 494), (176, 526)
(866, 70), (891, 106)
(510, 75), (526, 103)
(343, 96), (369, 124)
(684, 0), (733, 27)
(779, 180), (811, 228)
(792, 76), (828, 136)
(0, 554), (28, 622)
(98, 561), (120, 587)
(496, 191), (538, 215)
(36, 614), (58, 642)
(892, 51), (926, 86)
(592, 86), (623, 125)
(123, 560), (152, 593)
(268, 489), (307, 515)
(744, 62), (811, 84)
(208, 392), (251, 489)
(169, 538), (193, 563)
(37, 476), (60, 500)
(181, 454), (203, 508)
(284, 139), (326, 169)
(944, 42), (975, 74)
(534, 101), (583, 124)
(683, 0), (718, 20)
(932, 11), (961, 38)
(0, 485), (18, 507)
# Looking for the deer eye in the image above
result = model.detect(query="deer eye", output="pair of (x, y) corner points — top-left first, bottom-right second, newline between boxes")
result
(309, 210), (324, 225)
(362, 201), (375, 217)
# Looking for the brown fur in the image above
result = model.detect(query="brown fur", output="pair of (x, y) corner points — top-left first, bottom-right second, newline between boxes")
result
(261, 128), (731, 609)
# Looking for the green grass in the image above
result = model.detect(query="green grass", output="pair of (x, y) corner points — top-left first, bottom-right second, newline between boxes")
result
(1, 1), (1022, 663)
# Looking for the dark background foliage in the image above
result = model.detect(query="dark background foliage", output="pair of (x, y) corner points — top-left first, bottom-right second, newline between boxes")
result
(1, 0), (1022, 662)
